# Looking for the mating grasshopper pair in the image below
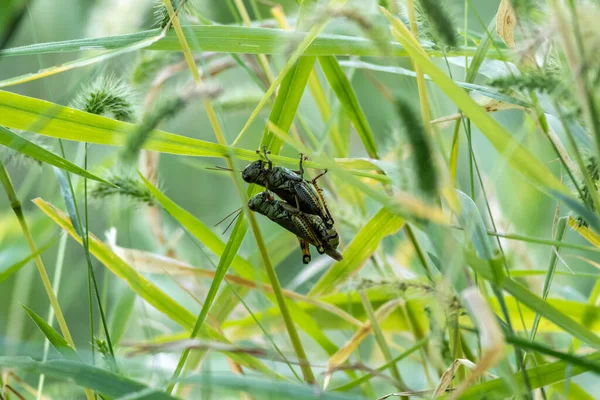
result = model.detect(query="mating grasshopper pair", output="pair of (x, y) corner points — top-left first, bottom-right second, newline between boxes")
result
(242, 147), (342, 264)
(243, 147), (342, 264)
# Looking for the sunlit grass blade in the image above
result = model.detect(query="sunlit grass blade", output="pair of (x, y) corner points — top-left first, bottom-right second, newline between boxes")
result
(21, 305), (80, 361)
(319, 56), (379, 159)
(0, 357), (177, 400)
(380, 7), (569, 196)
(0, 90), (388, 181)
(0, 26), (493, 59)
(0, 126), (110, 184)
(32, 197), (282, 378)
(309, 207), (405, 296)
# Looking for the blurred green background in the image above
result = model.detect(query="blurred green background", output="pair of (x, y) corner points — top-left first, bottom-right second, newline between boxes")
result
(2, 0), (596, 394)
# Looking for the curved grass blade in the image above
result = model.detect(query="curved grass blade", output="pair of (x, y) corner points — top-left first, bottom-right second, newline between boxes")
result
(0, 357), (176, 400)
(309, 207), (405, 296)
(21, 305), (80, 361)
(0, 126), (110, 184)
(0, 238), (56, 283)
(32, 197), (282, 378)
(339, 60), (531, 108)
(319, 56), (379, 159)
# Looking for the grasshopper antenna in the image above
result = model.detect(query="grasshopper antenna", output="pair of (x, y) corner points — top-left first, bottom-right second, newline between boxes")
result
(206, 165), (235, 172)
(214, 207), (243, 234)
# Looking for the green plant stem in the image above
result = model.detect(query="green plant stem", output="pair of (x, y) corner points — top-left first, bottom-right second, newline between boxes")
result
(0, 162), (74, 346)
(245, 208), (316, 383)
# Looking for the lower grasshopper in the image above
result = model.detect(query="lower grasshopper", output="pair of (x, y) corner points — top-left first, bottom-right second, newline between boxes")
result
(248, 191), (342, 264)
(241, 147), (335, 227)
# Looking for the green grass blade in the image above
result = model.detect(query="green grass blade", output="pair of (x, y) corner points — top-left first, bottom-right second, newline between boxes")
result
(0, 357), (177, 400)
(339, 60), (531, 108)
(243, 56), (315, 149)
(0, 238), (56, 283)
(32, 197), (282, 378)
(0, 126), (109, 184)
(21, 305), (80, 361)
(459, 351), (600, 399)
(319, 56), (379, 159)
(0, 26), (491, 58)
(381, 7), (569, 196)
(309, 207), (405, 296)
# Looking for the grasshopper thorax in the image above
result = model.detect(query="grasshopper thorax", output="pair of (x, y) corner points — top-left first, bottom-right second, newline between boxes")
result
(242, 160), (268, 185)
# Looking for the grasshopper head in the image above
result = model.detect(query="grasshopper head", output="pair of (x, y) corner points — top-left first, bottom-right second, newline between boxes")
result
(242, 160), (265, 184)
(248, 191), (268, 211)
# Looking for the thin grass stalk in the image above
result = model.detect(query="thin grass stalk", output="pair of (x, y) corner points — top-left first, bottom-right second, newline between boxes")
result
(229, 157), (316, 384)
(529, 217), (567, 342)
(359, 291), (408, 393)
(406, 0), (432, 132)
(233, 0), (275, 84)
(160, 0), (227, 146)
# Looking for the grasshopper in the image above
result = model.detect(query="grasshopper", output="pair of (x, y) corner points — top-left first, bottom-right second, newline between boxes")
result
(248, 191), (342, 264)
(241, 147), (335, 227)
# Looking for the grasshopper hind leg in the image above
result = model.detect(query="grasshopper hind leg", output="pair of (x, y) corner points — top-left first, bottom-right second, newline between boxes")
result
(298, 238), (311, 264)
(311, 170), (335, 227)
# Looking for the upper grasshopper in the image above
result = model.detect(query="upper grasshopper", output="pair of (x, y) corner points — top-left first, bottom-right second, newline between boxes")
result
(242, 146), (335, 227)
(248, 191), (342, 264)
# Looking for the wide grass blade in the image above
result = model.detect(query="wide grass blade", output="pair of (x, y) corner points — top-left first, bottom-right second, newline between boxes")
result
(21, 305), (80, 361)
(0, 90), (386, 180)
(0, 126), (109, 184)
(309, 207), (405, 296)
(0, 26), (491, 59)
(319, 56), (379, 159)
(0, 357), (177, 400)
